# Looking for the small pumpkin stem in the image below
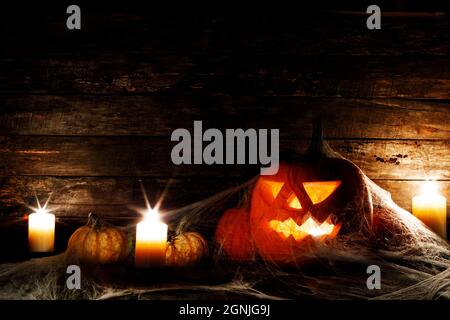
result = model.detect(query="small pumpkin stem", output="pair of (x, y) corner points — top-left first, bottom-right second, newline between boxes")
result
(87, 212), (102, 230)
(167, 233), (175, 243)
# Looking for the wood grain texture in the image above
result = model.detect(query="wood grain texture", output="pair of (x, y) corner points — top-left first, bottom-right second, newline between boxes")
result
(0, 136), (447, 179)
(0, 12), (448, 225)
(1, 14), (448, 56)
(2, 56), (450, 98)
(0, 176), (448, 218)
(1, 95), (449, 138)
(1, 14), (449, 98)
(0, 176), (245, 217)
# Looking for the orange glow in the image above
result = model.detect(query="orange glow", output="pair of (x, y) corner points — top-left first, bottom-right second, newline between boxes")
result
(303, 181), (341, 204)
(270, 216), (340, 241)
(260, 180), (341, 209)
(268, 181), (284, 198)
(286, 194), (302, 209)
(259, 180), (284, 202)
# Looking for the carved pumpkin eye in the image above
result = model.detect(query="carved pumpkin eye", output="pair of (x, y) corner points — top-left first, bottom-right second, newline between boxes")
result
(259, 180), (341, 209)
(303, 181), (342, 204)
(258, 181), (284, 204)
(285, 181), (342, 209)
(268, 181), (284, 199)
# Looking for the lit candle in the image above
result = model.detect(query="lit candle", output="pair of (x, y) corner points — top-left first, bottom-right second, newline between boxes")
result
(135, 208), (168, 268)
(28, 207), (55, 252)
(412, 181), (447, 239)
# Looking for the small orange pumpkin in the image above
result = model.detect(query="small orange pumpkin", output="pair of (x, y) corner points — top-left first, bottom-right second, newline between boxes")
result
(166, 232), (208, 268)
(66, 213), (129, 265)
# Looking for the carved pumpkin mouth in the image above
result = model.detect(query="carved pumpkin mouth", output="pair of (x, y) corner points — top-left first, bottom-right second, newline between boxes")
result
(270, 215), (340, 241)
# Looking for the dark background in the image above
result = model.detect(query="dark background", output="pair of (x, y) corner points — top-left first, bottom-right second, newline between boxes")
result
(0, 2), (449, 261)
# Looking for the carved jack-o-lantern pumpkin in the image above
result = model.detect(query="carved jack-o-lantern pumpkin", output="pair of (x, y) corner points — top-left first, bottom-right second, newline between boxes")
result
(250, 121), (373, 263)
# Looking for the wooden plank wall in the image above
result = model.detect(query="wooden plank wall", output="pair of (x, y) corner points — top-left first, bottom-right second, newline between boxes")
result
(0, 12), (449, 225)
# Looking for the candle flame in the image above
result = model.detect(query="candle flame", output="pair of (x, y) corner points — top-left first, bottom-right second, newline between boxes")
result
(27, 192), (53, 215)
(421, 180), (439, 195)
(138, 180), (166, 223)
(144, 208), (161, 223)
(34, 207), (49, 215)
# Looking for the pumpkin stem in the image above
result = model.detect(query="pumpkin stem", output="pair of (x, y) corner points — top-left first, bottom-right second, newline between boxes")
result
(307, 119), (338, 158)
(308, 119), (326, 154)
(87, 212), (102, 230)
(307, 119), (343, 159)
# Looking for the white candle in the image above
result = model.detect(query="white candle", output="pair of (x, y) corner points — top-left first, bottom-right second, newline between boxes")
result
(135, 209), (168, 268)
(28, 208), (55, 252)
(412, 181), (447, 239)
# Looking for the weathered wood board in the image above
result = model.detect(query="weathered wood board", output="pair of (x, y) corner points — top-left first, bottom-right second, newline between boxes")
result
(0, 12), (448, 224)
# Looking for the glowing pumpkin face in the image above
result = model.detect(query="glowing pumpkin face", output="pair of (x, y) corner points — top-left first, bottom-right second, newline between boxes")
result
(249, 122), (373, 263)
(266, 179), (342, 241)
